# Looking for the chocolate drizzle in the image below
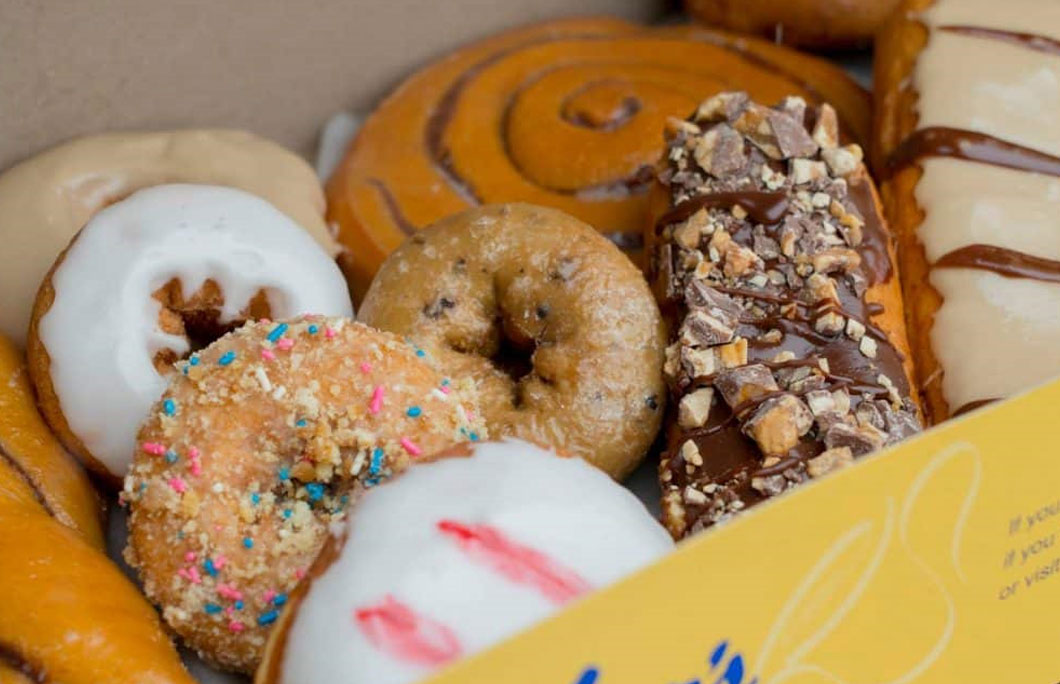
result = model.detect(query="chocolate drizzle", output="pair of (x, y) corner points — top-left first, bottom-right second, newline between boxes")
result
(935, 244), (1060, 284)
(939, 25), (1060, 57)
(952, 398), (999, 417)
(365, 179), (418, 236)
(886, 127), (1060, 178)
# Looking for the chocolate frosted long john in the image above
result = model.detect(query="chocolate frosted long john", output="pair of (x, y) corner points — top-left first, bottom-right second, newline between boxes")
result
(650, 92), (920, 537)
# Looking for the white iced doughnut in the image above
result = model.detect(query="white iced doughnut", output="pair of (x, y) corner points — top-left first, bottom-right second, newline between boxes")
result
(29, 183), (353, 480)
(259, 438), (672, 684)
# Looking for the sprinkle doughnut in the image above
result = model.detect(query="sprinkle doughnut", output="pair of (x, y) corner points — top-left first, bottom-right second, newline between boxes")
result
(27, 184), (353, 483)
(358, 203), (666, 480)
(326, 16), (870, 297)
(123, 316), (485, 673)
(257, 438), (673, 684)
(0, 129), (338, 346)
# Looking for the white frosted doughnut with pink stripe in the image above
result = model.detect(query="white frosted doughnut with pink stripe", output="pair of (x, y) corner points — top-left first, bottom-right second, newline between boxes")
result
(259, 439), (672, 684)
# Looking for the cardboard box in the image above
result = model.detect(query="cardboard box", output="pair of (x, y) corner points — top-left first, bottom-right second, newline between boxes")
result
(4, 1), (1058, 682)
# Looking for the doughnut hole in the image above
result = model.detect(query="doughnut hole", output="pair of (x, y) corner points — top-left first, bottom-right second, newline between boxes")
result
(151, 279), (271, 373)
(359, 203), (667, 479)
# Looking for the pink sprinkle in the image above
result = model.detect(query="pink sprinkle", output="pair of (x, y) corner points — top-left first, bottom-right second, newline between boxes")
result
(294, 567), (306, 580)
(168, 477), (187, 494)
(262, 590), (277, 603)
(228, 621), (245, 633)
(141, 442), (166, 456)
(178, 567), (202, 585)
(188, 447), (201, 459)
(190, 461), (202, 477)
(400, 437), (422, 457)
(259, 318), (272, 325)
(439, 385), (451, 395)
(369, 385), (385, 414)
(225, 605), (235, 616)
(360, 361), (373, 374)
(261, 349), (276, 361)
(184, 551), (196, 563)
(276, 338), (295, 351)
(214, 555), (228, 570)
(325, 327), (337, 339)
(466, 410), (475, 421)
(217, 583), (243, 601)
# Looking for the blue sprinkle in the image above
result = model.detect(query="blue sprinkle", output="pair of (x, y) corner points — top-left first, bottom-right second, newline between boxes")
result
(163, 398), (176, 416)
(204, 603), (222, 615)
(176, 530), (184, 540)
(250, 493), (261, 505)
(218, 350), (236, 366)
(278, 467), (290, 481)
(469, 432), (479, 442)
(257, 610), (279, 626)
(267, 323), (289, 343)
(295, 419), (307, 428)
(164, 450), (178, 464)
(282, 508), (292, 519)
(139, 482), (147, 492)
(369, 447), (385, 477)
(305, 482), (325, 502)
(406, 406), (422, 418)
(204, 558), (218, 577)
(340, 495), (349, 505)
(441, 378), (450, 386)
(235, 600), (244, 610)
(273, 593), (288, 607)
(415, 349), (426, 358)
(243, 537), (254, 549)
(365, 477), (380, 488)
(189, 355), (200, 366)
(307, 324), (319, 335)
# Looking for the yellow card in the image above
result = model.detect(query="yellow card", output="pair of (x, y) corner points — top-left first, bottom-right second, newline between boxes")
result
(428, 377), (1060, 684)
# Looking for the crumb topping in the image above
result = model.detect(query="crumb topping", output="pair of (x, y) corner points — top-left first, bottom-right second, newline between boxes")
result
(122, 315), (485, 672)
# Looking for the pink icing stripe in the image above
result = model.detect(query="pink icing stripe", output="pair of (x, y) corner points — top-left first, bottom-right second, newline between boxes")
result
(436, 520), (591, 605)
(355, 595), (462, 666)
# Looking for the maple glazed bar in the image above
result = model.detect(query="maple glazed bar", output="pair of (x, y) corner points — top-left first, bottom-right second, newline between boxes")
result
(647, 93), (921, 538)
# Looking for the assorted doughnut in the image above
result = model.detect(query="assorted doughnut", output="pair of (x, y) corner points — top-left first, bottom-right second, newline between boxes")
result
(3, 2), (1050, 681)
(28, 183), (353, 483)
(359, 203), (666, 480)
(257, 439), (673, 684)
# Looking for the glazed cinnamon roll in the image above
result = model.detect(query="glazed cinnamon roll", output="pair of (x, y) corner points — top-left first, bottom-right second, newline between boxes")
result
(327, 16), (870, 298)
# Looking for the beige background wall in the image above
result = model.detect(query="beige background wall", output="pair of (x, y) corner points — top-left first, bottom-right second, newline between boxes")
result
(0, 0), (668, 169)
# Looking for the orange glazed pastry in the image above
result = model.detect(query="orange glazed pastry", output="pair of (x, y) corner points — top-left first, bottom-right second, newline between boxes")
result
(327, 16), (871, 298)
(685, 0), (901, 50)
(0, 335), (101, 546)
(0, 334), (193, 684)
(875, 0), (1060, 422)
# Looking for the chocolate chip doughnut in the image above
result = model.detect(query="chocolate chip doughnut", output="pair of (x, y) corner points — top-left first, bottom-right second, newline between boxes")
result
(358, 203), (666, 480)
(123, 316), (485, 673)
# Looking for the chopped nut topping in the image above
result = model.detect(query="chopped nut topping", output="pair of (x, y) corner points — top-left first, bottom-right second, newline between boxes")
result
(678, 388), (714, 429)
(743, 394), (813, 455)
(714, 364), (778, 407)
(680, 440), (703, 467)
(811, 104), (840, 149)
(807, 446), (854, 477)
(822, 144), (864, 178)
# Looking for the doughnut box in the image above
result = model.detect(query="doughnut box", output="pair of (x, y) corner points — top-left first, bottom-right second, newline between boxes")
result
(2, 1), (1060, 683)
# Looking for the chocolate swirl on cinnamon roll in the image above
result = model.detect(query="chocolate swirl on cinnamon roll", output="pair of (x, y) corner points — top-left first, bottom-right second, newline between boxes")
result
(326, 16), (871, 298)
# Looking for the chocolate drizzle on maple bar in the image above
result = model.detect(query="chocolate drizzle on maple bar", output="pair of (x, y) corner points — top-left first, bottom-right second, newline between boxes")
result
(653, 92), (919, 538)
(886, 126), (1060, 179)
